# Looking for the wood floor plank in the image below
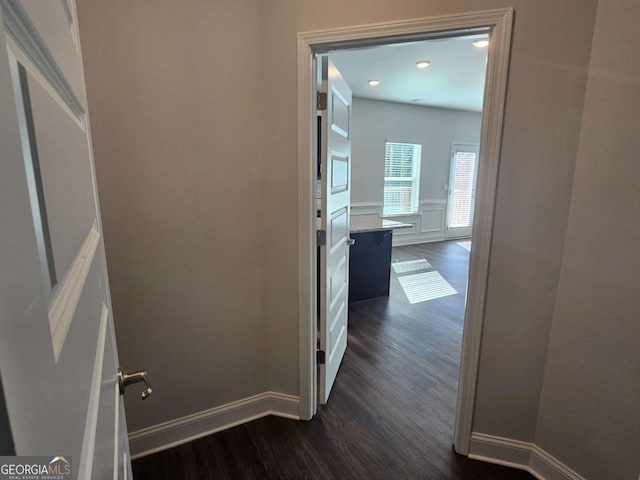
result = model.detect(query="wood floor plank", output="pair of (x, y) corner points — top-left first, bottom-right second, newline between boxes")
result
(133, 240), (533, 479)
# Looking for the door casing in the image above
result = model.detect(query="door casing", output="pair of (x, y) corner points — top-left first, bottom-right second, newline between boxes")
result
(297, 8), (513, 455)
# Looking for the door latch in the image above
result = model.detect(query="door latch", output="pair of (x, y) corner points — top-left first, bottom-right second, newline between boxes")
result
(118, 368), (152, 400)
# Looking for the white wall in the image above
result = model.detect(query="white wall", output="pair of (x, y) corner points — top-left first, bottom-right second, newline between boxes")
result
(534, 1), (640, 478)
(350, 97), (481, 244)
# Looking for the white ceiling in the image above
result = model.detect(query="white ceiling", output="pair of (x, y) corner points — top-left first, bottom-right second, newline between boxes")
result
(329, 35), (488, 112)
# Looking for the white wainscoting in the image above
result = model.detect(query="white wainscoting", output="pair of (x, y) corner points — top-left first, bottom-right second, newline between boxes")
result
(469, 433), (586, 480)
(349, 201), (383, 217)
(129, 392), (300, 459)
(350, 200), (449, 246)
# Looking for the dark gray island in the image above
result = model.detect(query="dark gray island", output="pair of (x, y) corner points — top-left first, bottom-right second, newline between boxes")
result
(348, 217), (412, 302)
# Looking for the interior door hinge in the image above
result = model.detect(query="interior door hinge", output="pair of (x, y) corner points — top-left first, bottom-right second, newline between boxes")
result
(317, 91), (327, 111)
(316, 350), (326, 364)
(317, 229), (326, 246)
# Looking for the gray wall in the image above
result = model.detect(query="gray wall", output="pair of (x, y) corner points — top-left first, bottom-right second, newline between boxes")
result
(350, 98), (481, 204)
(534, 1), (640, 478)
(260, 0), (597, 443)
(76, 0), (612, 467)
(77, 0), (267, 432)
(467, 1), (597, 440)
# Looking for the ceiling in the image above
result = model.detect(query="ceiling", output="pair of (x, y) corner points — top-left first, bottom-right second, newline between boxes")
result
(329, 34), (488, 112)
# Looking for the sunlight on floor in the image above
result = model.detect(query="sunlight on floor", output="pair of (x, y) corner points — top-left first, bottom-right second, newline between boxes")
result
(397, 271), (458, 304)
(457, 240), (472, 252)
(392, 258), (432, 274)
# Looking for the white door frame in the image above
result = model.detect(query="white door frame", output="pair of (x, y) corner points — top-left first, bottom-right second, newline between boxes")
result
(297, 8), (513, 455)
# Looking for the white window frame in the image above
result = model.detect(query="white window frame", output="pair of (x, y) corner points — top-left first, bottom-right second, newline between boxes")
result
(382, 141), (422, 216)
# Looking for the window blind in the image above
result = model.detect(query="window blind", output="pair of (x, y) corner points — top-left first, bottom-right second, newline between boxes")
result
(383, 142), (421, 215)
(449, 151), (476, 228)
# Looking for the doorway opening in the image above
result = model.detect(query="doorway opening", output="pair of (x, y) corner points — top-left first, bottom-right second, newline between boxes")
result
(298, 9), (513, 455)
(316, 33), (485, 405)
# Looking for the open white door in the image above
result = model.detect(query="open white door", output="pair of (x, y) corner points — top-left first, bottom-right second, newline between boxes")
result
(318, 56), (352, 404)
(0, 2), (134, 478)
(446, 143), (480, 239)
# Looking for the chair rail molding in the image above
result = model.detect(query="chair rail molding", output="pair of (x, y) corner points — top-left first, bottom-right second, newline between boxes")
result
(350, 201), (383, 216)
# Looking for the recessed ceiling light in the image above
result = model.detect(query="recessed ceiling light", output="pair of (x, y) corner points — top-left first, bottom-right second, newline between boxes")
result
(416, 60), (431, 69)
(473, 39), (489, 48)
(368, 79), (380, 87)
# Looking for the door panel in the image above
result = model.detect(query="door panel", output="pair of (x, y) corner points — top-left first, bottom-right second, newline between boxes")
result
(0, 2), (131, 478)
(319, 56), (352, 404)
(331, 155), (348, 192)
(21, 65), (96, 278)
(329, 207), (348, 250)
(330, 86), (350, 136)
(18, 0), (86, 105)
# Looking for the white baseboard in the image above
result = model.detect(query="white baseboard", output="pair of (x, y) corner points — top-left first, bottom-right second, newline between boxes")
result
(528, 445), (586, 480)
(392, 233), (446, 246)
(129, 391), (300, 459)
(469, 433), (585, 480)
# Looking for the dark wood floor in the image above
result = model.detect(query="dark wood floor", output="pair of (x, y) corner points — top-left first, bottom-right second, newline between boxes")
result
(133, 240), (533, 479)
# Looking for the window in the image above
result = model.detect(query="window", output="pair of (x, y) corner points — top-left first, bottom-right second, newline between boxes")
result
(447, 144), (479, 231)
(383, 142), (421, 215)
(449, 151), (476, 228)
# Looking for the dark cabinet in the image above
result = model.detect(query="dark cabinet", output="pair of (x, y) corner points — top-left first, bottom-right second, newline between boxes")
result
(348, 229), (393, 302)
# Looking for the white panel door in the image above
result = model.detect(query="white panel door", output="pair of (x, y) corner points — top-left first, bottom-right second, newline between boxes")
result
(0, 2), (133, 478)
(446, 143), (480, 239)
(319, 56), (352, 404)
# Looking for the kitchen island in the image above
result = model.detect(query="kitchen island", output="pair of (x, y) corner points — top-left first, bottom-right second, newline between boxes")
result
(348, 217), (411, 302)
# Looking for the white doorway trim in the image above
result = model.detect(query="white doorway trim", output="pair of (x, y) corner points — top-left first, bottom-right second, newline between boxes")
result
(296, 8), (513, 455)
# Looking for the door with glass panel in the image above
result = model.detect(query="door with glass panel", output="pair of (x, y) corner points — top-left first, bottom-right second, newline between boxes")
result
(446, 143), (479, 238)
